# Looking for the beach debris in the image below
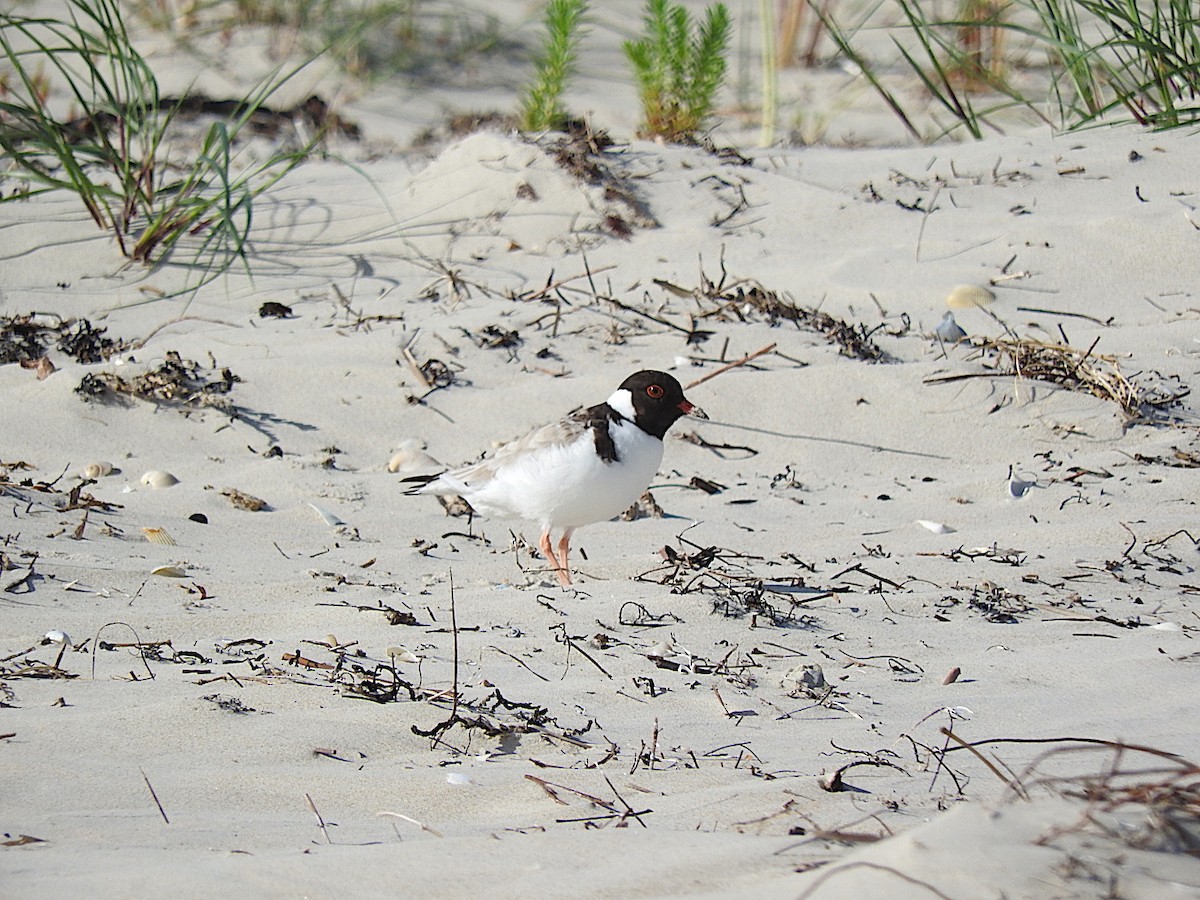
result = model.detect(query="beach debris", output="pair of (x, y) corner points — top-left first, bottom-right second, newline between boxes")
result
(642, 528), (818, 627)
(202, 693), (256, 714)
(968, 582), (1032, 623)
(781, 663), (828, 697)
(687, 264), (892, 361)
(467, 324), (522, 351)
(917, 519), (955, 534)
(151, 565), (188, 578)
(1007, 475), (1036, 498)
(925, 334), (1188, 424)
(42, 630), (71, 668)
(308, 503), (345, 527)
(619, 491), (665, 521)
(387, 440), (440, 475)
(0, 313), (130, 366)
(82, 461), (114, 479)
(258, 301), (294, 318)
(142, 527), (176, 546)
(376, 811), (443, 837)
(943, 666), (962, 685)
(19, 356), (55, 380)
(76, 351), (241, 413)
(188, 513), (208, 524)
(221, 488), (266, 511)
(140, 470), (179, 489)
(819, 755), (908, 793)
(945, 284), (995, 308)
(544, 121), (657, 231)
(387, 646), (421, 665)
(934, 311), (968, 342)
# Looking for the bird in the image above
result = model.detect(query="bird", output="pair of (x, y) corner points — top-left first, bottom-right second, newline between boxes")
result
(404, 370), (707, 585)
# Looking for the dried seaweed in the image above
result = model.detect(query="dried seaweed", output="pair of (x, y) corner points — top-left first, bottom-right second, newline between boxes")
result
(639, 529), (822, 627)
(0, 313), (130, 366)
(662, 263), (893, 361)
(76, 351), (241, 411)
(943, 737), (1200, 857)
(927, 335), (1189, 424)
(543, 121), (657, 234)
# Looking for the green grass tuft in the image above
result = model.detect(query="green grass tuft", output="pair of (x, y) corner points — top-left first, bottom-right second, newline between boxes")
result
(624, 0), (732, 140)
(520, 0), (589, 132)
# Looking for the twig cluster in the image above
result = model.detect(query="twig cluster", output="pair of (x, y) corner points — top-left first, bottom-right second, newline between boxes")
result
(638, 528), (821, 627)
(929, 334), (1188, 424)
(678, 261), (893, 361)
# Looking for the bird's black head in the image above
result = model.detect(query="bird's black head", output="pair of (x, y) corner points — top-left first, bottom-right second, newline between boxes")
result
(611, 370), (708, 439)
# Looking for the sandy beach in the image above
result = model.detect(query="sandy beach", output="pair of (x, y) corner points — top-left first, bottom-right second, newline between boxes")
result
(3, 1), (1200, 896)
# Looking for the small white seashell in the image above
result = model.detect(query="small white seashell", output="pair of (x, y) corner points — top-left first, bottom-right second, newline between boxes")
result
(648, 639), (675, 658)
(917, 519), (956, 534)
(43, 630), (71, 646)
(445, 772), (473, 786)
(82, 461), (114, 479)
(308, 503), (345, 527)
(387, 646), (421, 664)
(934, 311), (967, 342)
(1007, 477), (1036, 499)
(140, 470), (179, 489)
(947, 706), (974, 719)
(151, 564), (187, 578)
(387, 441), (440, 475)
(945, 284), (995, 309)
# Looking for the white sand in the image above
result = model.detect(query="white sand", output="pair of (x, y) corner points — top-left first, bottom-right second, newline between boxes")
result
(3, 2), (1200, 896)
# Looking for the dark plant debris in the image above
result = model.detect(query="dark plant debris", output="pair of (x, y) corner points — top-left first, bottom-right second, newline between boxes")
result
(76, 351), (241, 411)
(0, 313), (131, 366)
(672, 264), (893, 361)
(927, 335), (1189, 425)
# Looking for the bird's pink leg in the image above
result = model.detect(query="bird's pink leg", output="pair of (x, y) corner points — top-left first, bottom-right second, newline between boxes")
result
(555, 528), (575, 587)
(538, 527), (571, 585)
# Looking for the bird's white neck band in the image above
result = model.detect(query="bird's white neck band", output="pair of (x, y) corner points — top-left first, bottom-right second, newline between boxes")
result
(606, 388), (636, 421)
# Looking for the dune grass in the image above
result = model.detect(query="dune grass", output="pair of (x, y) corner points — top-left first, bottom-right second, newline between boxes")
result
(0, 0), (316, 296)
(812, 0), (1200, 140)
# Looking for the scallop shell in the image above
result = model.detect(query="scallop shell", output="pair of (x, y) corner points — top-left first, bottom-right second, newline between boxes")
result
(151, 564), (187, 578)
(946, 284), (995, 309)
(82, 461), (114, 479)
(43, 630), (71, 646)
(142, 526), (177, 546)
(140, 470), (179, 489)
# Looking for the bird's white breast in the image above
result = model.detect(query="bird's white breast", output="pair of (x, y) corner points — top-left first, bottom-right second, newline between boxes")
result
(457, 418), (664, 528)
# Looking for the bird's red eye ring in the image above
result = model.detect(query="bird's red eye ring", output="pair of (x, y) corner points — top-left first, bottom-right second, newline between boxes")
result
(646, 384), (664, 399)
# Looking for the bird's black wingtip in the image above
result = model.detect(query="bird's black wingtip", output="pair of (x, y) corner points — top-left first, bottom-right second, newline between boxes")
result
(400, 473), (440, 495)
